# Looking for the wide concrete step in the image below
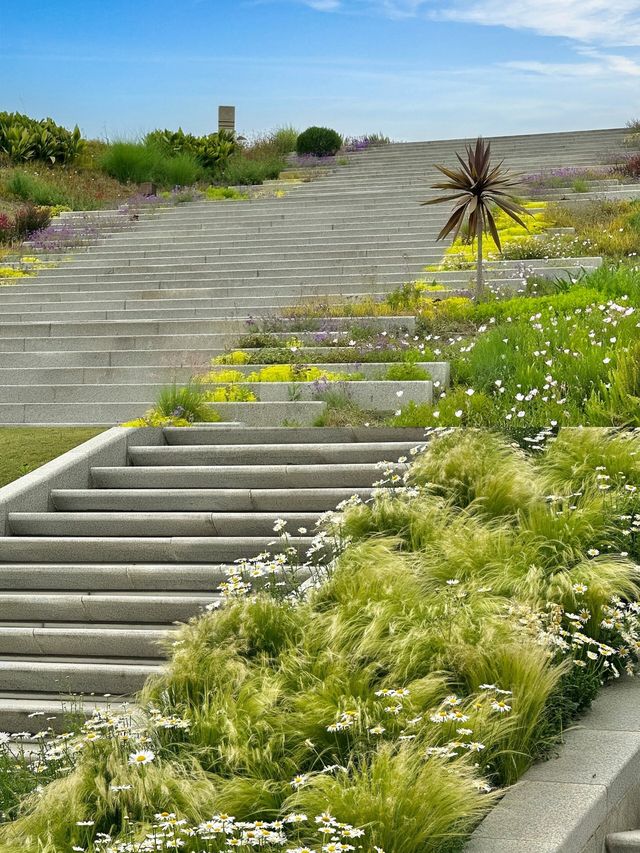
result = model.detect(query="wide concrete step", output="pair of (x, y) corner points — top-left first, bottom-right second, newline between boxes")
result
(8, 511), (322, 537)
(0, 315), (411, 339)
(35, 253), (439, 277)
(0, 658), (158, 695)
(0, 379), (427, 409)
(0, 400), (327, 426)
(606, 831), (640, 852)
(128, 441), (418, 466)
(51, 487), (373, 511)
(0, 625), (171, 658)
(0, 334), (240, 353)
(0, 277), (423, 301)
(0, 591), (215, 622)
(0, 362), (446, 387)
(162, 425), (427, 444)
(0, 694), (110, 733)
(22, 245), (437, 269)
(0, 563), (233, 591)
(0, 536), (314, 563)
(91, 463), (404, 489)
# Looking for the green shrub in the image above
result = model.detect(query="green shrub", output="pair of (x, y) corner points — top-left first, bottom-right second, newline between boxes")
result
(383, 362), (431, 381)
(219, 155), (285, 185)
(296, 126), (343, 157)
(99, 142), (159, 183)
(271, 125), (299, 154)
(5, 171), (69, 206)
(0, 111), (84, 164)
(99, 142), (202, 186)
(156, 152), (202, 186)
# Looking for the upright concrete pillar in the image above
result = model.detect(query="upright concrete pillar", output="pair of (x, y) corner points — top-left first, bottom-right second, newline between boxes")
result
(218, 106), (236, 133)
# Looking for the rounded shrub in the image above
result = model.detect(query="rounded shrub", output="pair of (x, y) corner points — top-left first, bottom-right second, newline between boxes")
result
(296, 126), (343, 157)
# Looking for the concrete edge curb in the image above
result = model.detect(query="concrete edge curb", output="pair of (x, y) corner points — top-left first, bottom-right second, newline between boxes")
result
(0, 426), (163, 534)
(465, 677), (640, 853)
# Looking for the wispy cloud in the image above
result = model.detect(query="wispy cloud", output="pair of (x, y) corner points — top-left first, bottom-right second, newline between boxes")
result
(436, 0), (640, 47)
(302, 0), (341, 9)
(503, 51), (640, 78)
(284, 0), (640, 46)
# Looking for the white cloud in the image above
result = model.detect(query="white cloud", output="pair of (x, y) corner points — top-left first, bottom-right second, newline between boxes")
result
(503, 51), (640, 78)
(302, 0), (341, 8)
(432, 0), (640, 47)
(288, 0), (640, 47)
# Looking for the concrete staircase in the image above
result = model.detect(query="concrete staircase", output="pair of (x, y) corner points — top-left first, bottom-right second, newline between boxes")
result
(0, 128), (627, 425)
(0, 424), (421, 732)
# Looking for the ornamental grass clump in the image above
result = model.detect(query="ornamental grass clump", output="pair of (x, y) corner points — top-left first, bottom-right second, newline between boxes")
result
(2, 430), (640, 852)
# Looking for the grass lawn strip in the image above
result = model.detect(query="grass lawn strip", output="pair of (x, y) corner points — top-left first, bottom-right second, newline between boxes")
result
(0, 428), (104, 488)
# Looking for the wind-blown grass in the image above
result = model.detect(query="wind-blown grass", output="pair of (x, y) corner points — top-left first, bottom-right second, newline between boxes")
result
(1, 429), (639, 852)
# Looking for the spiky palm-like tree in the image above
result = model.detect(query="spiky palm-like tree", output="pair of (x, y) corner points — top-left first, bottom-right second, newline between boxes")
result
(423, 137), (529, 300)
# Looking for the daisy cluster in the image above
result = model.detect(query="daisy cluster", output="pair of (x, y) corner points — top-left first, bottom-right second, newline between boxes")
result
(73, 811), (368, 853)
(0, 704), (189, 782)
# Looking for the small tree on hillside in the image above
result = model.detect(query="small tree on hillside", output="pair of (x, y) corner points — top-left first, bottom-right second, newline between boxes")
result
(423, 137), (529, 300)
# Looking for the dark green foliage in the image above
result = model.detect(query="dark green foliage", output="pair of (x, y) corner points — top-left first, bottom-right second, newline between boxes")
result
(296, 126), (343, 157)
(0, 112), (84, 164)
(99, 143), (203, 186)
(145, 128), (237, 170)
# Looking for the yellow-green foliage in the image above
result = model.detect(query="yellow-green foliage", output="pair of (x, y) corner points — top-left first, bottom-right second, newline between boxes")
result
(197, 365), (359, 385)
(428, 203), (549, 269)
(122, 413), (195, 427)
(211, 350), (251, 365)
(205, 186), (249, 201)
(204, 385), (258, 402)
(0, 266), (31, 279)
(245, 364), (357, 382)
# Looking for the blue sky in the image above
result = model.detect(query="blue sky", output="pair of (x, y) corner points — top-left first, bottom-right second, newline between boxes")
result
(2, 0), (640, 141)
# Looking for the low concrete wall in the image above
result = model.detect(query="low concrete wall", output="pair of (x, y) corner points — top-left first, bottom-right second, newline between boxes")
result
(466, 678), (640, 853)
(0, 426), (163, 535)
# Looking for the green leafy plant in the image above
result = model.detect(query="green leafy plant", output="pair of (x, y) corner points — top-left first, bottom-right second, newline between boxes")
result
(0, 111), (84, 164)
(423, 137), (529, 300)
(145, 128), (238, 171)
(296, 126), (343, 157)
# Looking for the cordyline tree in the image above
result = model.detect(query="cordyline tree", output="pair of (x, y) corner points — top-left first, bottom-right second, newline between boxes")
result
(423, 137), (529, 300)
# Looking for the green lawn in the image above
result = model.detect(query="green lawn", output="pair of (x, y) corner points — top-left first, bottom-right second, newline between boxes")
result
(0, 427), (104, 487)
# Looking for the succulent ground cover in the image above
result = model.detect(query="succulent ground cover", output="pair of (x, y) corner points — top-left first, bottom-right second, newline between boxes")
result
(1, 429), (639, 852)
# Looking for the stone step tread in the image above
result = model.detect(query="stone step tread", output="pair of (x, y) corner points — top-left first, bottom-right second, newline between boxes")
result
(0, 563), (243, 591)
(0, 536), (314, 564)
(51, 487), (373, 511)
(8, 511), (322, 537)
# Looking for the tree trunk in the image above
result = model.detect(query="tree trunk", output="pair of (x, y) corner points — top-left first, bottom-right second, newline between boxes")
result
(475, 216), (484, 301)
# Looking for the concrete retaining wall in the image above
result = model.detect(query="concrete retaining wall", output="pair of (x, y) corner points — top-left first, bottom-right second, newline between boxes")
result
(0, 427), (162, 534)
(466, 678), (640, 853)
